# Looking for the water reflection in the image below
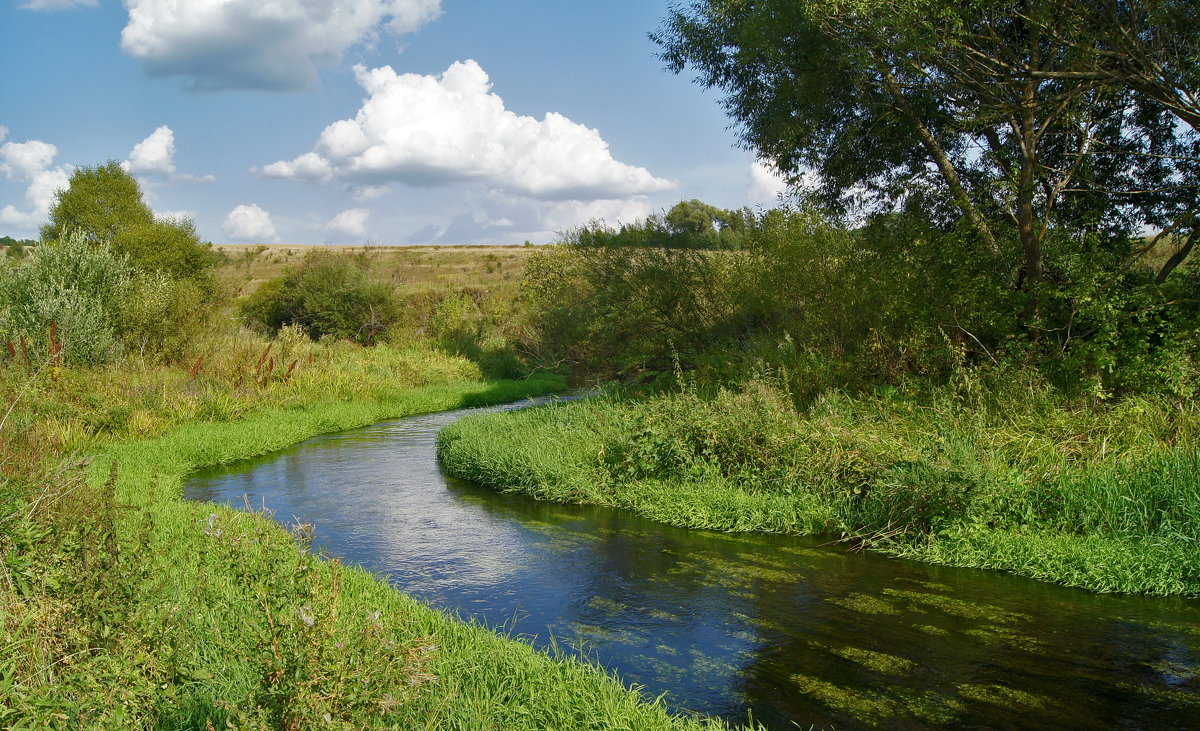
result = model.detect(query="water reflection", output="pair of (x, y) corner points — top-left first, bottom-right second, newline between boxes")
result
(185, 402), (1200, 729)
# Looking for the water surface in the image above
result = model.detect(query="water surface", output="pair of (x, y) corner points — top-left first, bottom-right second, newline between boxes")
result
(185, 400), (1200, 729)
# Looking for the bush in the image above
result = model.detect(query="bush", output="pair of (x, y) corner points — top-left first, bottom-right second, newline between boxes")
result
(523, 236), (746, 376)
(0, 232), (131, 366)
(112, 218), (218, 289)
(120, 272), (212, 360)
(240, 251), (399, 345)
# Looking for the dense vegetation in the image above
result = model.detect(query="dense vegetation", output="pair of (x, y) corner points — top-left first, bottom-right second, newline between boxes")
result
(4, 2), (1200, 725)
(0, 167), (722, 727)
(438, 0), (1200, 597)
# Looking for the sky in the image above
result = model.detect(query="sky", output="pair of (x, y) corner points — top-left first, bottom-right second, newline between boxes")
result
(0, 0), (786, 245)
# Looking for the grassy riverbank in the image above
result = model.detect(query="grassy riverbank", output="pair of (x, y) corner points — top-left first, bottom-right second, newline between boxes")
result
(438, 372), (1200, 597)
(1, 346), (734, 728)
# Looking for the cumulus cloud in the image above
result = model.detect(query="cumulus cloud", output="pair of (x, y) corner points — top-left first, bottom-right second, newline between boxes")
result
(120, 0), (442, 92)
(0, 130), (71, 231)
(126, 125), (176, 176)
(327, 208), (369, 238)
(222, 204), (278, 242)
(748, 159), (788, 205)
(20, 0), (98, 10)
(261, 60), (675, 200)
(259, 152), (331, 183)
(124, 126), (215, 182)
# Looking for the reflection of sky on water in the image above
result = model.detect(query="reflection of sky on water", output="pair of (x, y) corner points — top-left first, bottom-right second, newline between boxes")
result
(185, 402), (1200, 729)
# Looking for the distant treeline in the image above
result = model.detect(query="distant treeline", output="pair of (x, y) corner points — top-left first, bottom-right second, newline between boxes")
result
(572, 199), (757, 250)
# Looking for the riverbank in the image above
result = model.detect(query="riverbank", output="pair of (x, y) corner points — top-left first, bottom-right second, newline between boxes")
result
(437, 373), (1200, 597)
(1, 358), (730, 728)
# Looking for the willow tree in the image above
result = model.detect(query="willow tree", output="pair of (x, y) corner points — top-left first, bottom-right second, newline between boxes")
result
(653, 0), (1195, 324)
(1040, 0), (1200, 283)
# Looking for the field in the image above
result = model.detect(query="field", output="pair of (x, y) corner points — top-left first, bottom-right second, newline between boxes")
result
(216, 244), (537, 298)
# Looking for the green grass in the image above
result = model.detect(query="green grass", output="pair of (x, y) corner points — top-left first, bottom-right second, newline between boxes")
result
(2, 371), (735, 729)
(437, 374), (1200, 596)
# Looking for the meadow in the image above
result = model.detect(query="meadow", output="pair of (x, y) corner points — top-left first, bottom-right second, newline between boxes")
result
(0, 226), (729, 727)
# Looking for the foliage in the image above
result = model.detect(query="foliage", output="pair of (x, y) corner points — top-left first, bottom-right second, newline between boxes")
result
(2, 237), (33, 259)
(523, 239), (748, 377)
(426, 289), (529, 379)
(111, 217), (218, 289)
(0, 231), (131, 366)
(240, 250), (400, 345)
(40, 161), (217, 286)
(572, 200), (754, 251)
(530, 202), (1200, 397)
(120, 272), (212, 360)
(41, 161), (153, 245)
(652, 0), (1200, 338)
(439, 372), (1200, 595)
(0, 229), (220, 366)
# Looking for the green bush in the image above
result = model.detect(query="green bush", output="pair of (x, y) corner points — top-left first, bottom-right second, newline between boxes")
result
(523, 237), (746, 376)
(0, 232), (131, 366)
(526, 203), (1199, 398)
(240, 251), (399, 345)
(112, 218), (218, 289)
(40, 160), (218, 289)
(120, 272), (212, 360)
(425, 290), (530, 380)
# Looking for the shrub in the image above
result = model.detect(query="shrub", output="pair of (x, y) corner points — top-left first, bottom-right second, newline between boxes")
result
(112, 218), (218, 289)
(0, 232), (131, 366)
(120, 272), (212, 360)
(240, 251), (399, 345)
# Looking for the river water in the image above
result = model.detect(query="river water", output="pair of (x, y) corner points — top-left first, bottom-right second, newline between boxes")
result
(184, 399), (1200, 729)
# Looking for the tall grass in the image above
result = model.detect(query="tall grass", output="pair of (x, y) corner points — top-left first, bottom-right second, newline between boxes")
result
(1, 372), (736, 728)
(0, 324), (737, 728)
(437, 371), (1200, 596)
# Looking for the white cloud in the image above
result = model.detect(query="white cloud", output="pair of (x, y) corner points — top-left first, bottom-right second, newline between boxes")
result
(0, 134), (70, 232)
(327, 208), (369, 238)
(0, 139), (58, 182)
(417, 192), (654, 245)
(352, 184), (389, 201)
(126, 125), (176, 176)
(748, 159), (788, 205)
(263, 60), (675, 201)
(20, 0), (98, 10)
(124, 126), (215, 182)
(120, 0), (442, 92)
(259, 152), (331, 183)
(222, 204), (278, 242)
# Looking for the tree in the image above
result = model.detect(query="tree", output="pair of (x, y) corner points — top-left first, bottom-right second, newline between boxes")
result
(41, 161), (216, 284)
(652, 1), (1194, 321)
(1027, 0), (1200, 283)
(41, 161), (153, 244)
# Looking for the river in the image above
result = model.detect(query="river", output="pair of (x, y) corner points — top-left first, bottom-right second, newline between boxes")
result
(184, 398), (1200, 729)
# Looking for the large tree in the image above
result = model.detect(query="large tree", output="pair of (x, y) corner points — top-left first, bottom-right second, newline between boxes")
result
(653, 0), (1198, 322)
(41, 161), (216, 285)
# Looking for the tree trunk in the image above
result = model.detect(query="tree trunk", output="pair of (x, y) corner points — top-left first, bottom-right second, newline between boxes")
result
(1017, 76), (1043, 327)
(875, 59), (1002, 256)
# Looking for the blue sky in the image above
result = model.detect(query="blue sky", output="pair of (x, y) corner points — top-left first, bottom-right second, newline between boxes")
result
(0, 0), (785, 245)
